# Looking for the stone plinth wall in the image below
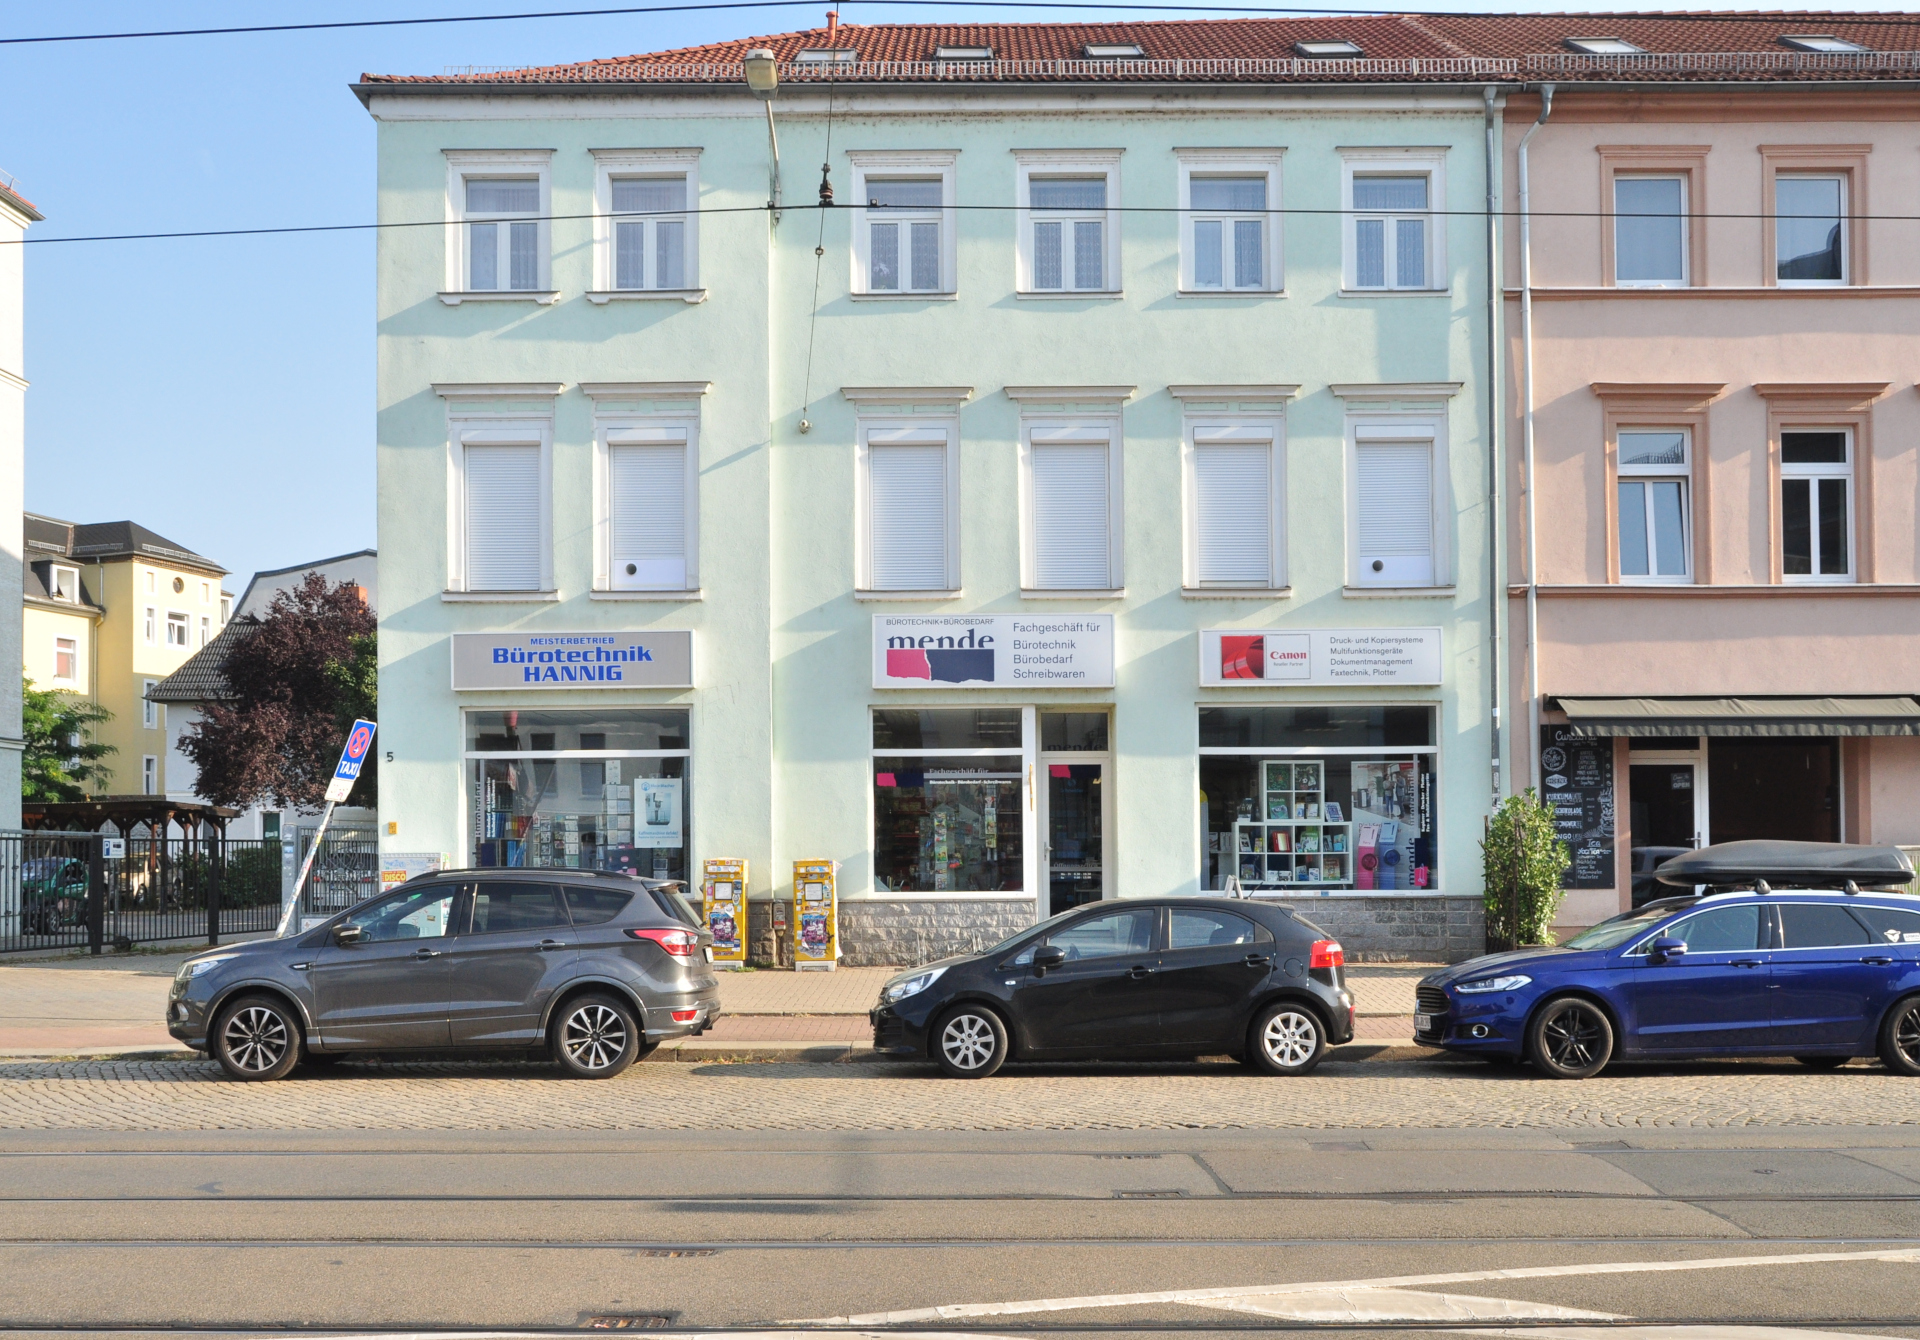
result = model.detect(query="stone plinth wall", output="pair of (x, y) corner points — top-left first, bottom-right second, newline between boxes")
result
(1270, 895), (1484, 963)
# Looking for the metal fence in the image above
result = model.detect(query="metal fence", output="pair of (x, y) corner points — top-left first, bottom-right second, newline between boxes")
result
(287, 826), (380, 930)
(0, 831), (292, 955)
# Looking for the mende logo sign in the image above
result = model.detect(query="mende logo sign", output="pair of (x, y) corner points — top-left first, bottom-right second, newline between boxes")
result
(872, 615), (1114, 689)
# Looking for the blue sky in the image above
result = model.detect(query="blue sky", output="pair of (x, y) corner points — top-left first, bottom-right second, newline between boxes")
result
(6, 0), (1872, 587)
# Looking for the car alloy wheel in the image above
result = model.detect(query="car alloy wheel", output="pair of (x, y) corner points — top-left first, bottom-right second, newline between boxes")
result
(1248, 1002), (1326, 1075)
(559, 1000), (634, 1077)
(1878, 995), (1920, 1076)
(1529, 996), (1614, 1080)
(213, 995), (300, 1082)
(934, 1007), (1008, 1079)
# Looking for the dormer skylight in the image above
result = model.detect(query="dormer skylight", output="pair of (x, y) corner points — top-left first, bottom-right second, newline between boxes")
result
(1295, 39), (1363, 57)
(795, 47), (857, 62)
(1565, 36), (1644, 54)
(1780, 34), (1869, 52)
(935, 45), (993, 60)
(1084, 42), (1145, 58)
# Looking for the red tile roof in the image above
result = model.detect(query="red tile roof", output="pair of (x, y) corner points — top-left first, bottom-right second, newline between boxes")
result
(361, 12), (1920, 87)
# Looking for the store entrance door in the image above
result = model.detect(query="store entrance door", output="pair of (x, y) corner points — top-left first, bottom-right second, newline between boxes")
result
(1630, 761), (1703, 851)
(1045, 763), (1105, 916)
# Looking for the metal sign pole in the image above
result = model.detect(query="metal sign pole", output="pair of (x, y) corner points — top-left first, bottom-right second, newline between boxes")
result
(275, 718), (377, 938)
(276, 800), (336, 938)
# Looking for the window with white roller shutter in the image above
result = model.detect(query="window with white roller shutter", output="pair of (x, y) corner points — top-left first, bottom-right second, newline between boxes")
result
(1026, 425), (1116, 590)
(1350, 425), (1435, 587)
(607, 426), (692, 590)
(860, 423), (955, 591)
(1188, 422), (1280, 587)
(461, 433), (545, 591)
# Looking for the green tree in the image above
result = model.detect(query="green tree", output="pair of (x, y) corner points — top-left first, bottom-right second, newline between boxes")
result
(1481, 789), (1572, 949)
(22, 677), (115, 802)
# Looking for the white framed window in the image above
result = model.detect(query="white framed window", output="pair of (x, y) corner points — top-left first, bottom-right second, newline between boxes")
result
(1566, 36), (1643, 53)
(1185, 418), (1285, 588)
(200, 581), (210, 603)
(1348, 418), (1445, 587)
(1780, 429), (1853, 582)
(143, 606), (156, 645)
(142, 756), (157, 795)
(54, 637), (76, 682)
(1776, 173), (1846, 284)
(1342, 150), (1446, 292)
(1178, 152), (1283, 293)
(199, 615), (211, 646)
(142, 680), (159, 729)
(165, 611), (189, 647)
(220, 596), (231, 623)
(450, 419), (553, 594)
(591, 149), (700, 299)
(145, 570), (155, 595)
(444, 150), (553, 300)
(595, 420), (699, 592)
(1615, 175), (1687, 286)
(850, 152), (956, 296)
(1021, 419), (1122, 591)
(1014, 152), (1122, 295)
(49, 564), (78, 602)
(858, 420), (959, 592)
(1616, 429), (1692, 583)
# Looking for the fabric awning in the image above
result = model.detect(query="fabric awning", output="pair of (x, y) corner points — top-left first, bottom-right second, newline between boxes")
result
(1553, 696), (1920, 738)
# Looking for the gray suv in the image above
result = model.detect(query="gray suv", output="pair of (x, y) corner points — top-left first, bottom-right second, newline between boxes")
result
(168, 870), (720, 1081)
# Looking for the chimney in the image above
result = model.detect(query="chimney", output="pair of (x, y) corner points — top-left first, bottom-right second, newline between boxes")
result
(354, 584), (370, 607)
(826, 9), (838, 39)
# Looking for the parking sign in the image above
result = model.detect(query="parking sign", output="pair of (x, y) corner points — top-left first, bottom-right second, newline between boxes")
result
(325, 719), (378, 803)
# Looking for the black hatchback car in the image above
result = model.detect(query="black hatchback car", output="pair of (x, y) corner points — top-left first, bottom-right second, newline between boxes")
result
(870, 897), (1354, 1077)
(167, 869), (719, 1081)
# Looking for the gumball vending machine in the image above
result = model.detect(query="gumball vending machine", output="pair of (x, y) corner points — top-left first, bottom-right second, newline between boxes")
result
(702, 858), (747, 969)
(792, 859), (839, 971)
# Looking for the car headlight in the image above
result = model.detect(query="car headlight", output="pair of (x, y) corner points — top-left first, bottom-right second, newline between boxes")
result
(1455, 974), (1531, 994)
(175, 955), (237, 982)
(881, 967), (947, 1005)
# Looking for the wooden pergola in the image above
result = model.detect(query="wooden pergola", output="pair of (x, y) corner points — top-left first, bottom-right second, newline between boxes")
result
(21, 796), (239, 842)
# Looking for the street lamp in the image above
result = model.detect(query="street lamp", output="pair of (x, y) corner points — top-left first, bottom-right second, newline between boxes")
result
(744, 48), (781, 222)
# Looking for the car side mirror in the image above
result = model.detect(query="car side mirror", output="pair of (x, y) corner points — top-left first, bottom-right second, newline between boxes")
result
(333, 925), (366, 946)
(1648, 935), (1686, 963)
(1032, 945), (1066, 973)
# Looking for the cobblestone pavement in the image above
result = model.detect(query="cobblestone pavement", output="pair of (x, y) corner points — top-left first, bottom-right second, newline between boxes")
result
(1, 1056), (1914, 1130)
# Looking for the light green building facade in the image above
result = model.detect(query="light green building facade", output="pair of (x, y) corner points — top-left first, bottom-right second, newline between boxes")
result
(362, 31), (1507, 963)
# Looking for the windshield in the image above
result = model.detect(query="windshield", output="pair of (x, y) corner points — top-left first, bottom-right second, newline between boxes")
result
(1560, 900), (1695, 951)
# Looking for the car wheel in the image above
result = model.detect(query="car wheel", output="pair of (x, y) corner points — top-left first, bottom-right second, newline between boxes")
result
(1794, 1055), (1849, 1070)
(1528, 996), (1614, 1080)
(550, 993), (641, 1079)
(1878, 995), (1920, 1076)
(212, 995), (301, 1082)
(933, 1005), (1008, 1079)
(1247, 1003), (1326, 1076)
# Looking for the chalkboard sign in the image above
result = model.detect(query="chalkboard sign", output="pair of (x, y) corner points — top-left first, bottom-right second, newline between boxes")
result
(1539, 726), (1615, 890)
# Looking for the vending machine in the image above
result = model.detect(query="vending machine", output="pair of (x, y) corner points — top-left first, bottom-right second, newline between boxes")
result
(702, 858), (747, 969)
(791, 859), (838, 971)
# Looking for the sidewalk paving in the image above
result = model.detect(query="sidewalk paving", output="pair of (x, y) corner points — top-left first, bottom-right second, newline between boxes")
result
(0, 946), (1428, 1057)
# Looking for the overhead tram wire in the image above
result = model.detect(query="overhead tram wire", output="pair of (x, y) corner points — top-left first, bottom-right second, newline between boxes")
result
(16, 1), (1920, 43)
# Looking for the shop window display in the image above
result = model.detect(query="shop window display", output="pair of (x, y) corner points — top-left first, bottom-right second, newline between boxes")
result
(874, 709), (1025, 894)
(1200, 706), (1437, 893)
(467, 709), (689, 882)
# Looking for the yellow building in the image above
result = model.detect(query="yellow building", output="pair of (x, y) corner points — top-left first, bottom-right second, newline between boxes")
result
(23, 514), (229, 795)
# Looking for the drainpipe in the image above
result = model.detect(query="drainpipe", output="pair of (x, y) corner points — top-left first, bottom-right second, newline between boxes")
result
(1483, 85), (1503, 808)
(1518, 83), (1554, 795)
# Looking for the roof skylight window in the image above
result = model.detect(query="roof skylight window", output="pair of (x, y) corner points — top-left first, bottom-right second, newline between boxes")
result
(1295, 39), (1363, 57)
(935, 45), (993, 60)
(1565, 36), (1644, 54)
(795, 47), (857, 62)
(1084, 42), (1145, 58)
(1780, 34), (1869, 52)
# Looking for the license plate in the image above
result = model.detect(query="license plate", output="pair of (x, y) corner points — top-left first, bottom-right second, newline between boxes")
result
(704, 946), (714, 963)
(1414, 1013), (1433, 1032)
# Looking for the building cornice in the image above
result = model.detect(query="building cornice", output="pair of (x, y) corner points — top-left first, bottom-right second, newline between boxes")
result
(433, 382), (566, 399)
(840, 386), (973, 406)
(1169, 384), (1300, 402)
(578, 381), (713, 399)
(1328, 381), (1463, 400)
(1003, 385), (1136, 403)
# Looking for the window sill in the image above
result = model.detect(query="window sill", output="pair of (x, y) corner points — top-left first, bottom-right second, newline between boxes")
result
(1176, 289), (1287, 299)
(854, 589), (963, 602)
(1182, 586), (1293, 600)
(850, 292), (958, 302)
(585, 289), (707, 305)
(438, 291), (563, 306)
(1014, 291), (1123, 301)
(590, 588), (704, 601)
(1343, 585), (1456, 600)
(441, 589), (562, 603)
(1338, 288), (1451, 299)
(1021, 587), (1126, 600)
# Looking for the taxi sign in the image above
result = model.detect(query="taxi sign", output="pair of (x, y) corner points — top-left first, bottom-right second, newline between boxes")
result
(324, 718), (378, 804)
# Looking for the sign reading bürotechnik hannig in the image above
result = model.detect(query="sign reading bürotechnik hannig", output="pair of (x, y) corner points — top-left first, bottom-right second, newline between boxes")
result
(451, 631), (693, 690)
(873, 615), (1114, 689)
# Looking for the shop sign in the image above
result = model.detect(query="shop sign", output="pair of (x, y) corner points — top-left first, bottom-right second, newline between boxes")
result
(872, 615), (1114, 689)
(1540, 725), (1616, 890)
(1199, 627), (1442, 687)
(451, 630), (692, 690)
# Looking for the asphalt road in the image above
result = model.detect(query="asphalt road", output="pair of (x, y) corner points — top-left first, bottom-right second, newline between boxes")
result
(6, 1057), (1920, 1337)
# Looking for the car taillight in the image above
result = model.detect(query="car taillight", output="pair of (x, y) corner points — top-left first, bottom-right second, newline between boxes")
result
(625, 927), (698, 957)
(1309, 939), (1345, 970)
(670, 1008), (699, 1023)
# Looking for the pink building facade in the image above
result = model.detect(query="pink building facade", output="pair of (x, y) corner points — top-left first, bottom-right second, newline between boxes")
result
(1505, 77), (1920, 930)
